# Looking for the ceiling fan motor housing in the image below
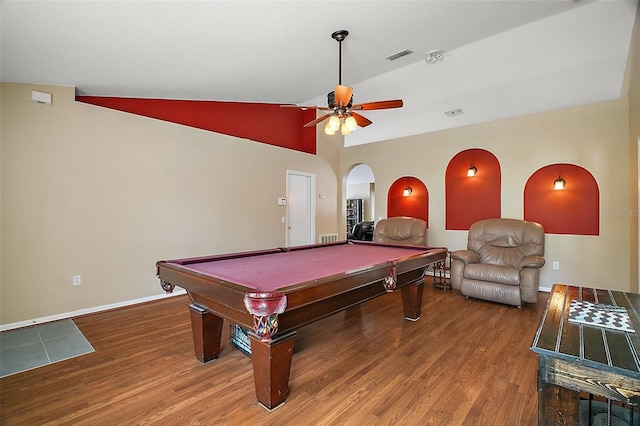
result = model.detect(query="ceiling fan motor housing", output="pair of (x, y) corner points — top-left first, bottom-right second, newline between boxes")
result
(327, 91), (353, 109)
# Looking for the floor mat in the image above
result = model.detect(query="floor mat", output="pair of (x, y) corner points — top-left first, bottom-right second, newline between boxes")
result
(1, 319), (94, 377)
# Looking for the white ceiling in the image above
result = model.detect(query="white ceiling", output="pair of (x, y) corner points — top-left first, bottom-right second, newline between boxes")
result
(1, 1), (637, 146)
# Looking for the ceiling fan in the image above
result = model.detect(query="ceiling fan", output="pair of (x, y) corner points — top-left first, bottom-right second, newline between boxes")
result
(282, 30), (403, 136)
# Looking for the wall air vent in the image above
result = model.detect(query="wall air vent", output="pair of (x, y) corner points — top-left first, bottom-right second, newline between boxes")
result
(385, 49), (413, 61)
(319, 234), (339, 243)
(31, 90), (52, 105)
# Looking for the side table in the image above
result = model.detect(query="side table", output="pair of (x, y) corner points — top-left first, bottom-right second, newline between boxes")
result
(432, 251), (451, 290)
(531, 284), (639, 425)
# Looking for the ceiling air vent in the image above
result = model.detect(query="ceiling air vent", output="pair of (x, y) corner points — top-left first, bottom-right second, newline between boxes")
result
(385, 49), (413, 61)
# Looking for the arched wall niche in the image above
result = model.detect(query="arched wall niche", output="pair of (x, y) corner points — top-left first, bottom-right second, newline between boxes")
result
(446, 148), (501, 230)
(387, 176), (428, 224)
(524, 163), (599, 235)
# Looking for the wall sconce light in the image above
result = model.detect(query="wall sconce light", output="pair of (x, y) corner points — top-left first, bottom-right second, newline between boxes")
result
(554, 177), (566, 190)
(467, 165), (477, 177)
(403, 186), (413, 196)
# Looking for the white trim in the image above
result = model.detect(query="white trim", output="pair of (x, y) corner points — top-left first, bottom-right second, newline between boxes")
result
(1, 282), (553, 332)
(424, 270), (552, 293)
(0, 289), (187, 332)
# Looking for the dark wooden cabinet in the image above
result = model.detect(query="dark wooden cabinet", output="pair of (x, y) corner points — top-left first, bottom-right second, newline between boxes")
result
(346, 199), (363, 233)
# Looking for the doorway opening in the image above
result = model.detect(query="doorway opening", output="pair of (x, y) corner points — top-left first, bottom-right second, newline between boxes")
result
(346, 164), (375, 237)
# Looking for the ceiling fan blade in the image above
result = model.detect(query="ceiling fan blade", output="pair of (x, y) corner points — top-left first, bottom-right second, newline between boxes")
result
(351, 99), (403, 110)
(281, 104), (330, 111)
(351, 112), (372, 128)
(303, 113), (333, 128)
(334, 85), (353, 106)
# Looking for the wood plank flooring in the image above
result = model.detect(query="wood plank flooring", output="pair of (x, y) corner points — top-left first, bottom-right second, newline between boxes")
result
(0, 279), (547, 425)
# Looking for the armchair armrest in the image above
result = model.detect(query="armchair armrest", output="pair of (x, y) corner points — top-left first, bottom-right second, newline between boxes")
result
(519, 255), (545, 269)
(450, 250), (479, 265)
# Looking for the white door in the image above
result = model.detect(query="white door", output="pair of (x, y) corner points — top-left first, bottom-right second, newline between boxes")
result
(286, 170), (315, 247)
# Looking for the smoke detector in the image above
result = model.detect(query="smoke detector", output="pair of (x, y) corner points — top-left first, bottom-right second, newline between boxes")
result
(425, 49), (443, 64)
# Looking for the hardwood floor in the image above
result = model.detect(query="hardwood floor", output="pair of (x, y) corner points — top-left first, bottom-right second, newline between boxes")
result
(0, 279), (547, 425)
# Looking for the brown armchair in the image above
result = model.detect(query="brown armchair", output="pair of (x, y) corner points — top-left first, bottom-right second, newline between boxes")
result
(451, 218), (545, 307)
(373, 216), (427, 246)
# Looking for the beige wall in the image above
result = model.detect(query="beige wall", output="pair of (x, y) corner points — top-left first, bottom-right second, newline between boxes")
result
(2, 23), (639, 324)
(342, 98), (635, 292)
(628, 2), (640, 293)
(1, 83), (341, 324)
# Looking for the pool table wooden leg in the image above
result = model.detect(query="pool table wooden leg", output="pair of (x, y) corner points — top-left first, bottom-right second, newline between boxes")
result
(401, 279), (424, 321)
(248, 331), (297, 410)
(189, 304), (223, 362)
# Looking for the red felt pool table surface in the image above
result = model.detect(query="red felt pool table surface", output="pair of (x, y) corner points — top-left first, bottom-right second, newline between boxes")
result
(173, 242), (434, 291)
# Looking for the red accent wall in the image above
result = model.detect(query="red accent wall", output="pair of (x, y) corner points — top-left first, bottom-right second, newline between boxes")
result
(76, 96), (317, 154)
(446, 149), (501, 230)
(524, 164), (599, 235)
(387, 177), (428, 225)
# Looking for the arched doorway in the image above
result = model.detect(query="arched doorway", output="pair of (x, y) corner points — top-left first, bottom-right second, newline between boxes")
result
(346, 164), (375, 235)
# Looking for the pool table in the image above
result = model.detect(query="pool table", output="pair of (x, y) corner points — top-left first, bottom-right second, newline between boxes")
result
(156, 241), (447, 409)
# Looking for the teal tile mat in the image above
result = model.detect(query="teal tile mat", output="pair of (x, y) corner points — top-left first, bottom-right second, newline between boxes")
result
(1, 319), (94, 377)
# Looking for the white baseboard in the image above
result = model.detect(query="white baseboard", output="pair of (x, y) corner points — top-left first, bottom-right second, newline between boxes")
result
(425, 270), (552, 294)
(0, 289), (187, 332)
(2, 283), (552, 333)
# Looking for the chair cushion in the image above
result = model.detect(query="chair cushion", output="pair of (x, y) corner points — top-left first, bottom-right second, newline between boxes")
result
(464, 263), (520, 286)
(467, 218), (545, 268)
(373, 217), (427, 246)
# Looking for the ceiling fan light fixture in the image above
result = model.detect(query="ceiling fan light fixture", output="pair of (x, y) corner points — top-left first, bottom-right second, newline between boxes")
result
(344, 115), (357, 132)
(324, 121), (336, 135)
(340, 122), (352, 135)
(328, 115), (341, 131)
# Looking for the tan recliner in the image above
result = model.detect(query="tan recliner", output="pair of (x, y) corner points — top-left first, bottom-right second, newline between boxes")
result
(451, 218), (545, 307)
(373, 216), (427, 246)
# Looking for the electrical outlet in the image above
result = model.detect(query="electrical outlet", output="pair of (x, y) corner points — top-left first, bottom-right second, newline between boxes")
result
(552, 262), (559, 270)
(73, 275), (81, 286)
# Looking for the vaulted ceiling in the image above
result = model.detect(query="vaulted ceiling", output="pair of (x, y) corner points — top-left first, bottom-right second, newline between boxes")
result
(1, 1), (637, 146)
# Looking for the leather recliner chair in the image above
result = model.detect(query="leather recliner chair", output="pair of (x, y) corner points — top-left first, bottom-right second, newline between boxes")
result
(373, 216), (427, 246)
(451, 218), (545, 307)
